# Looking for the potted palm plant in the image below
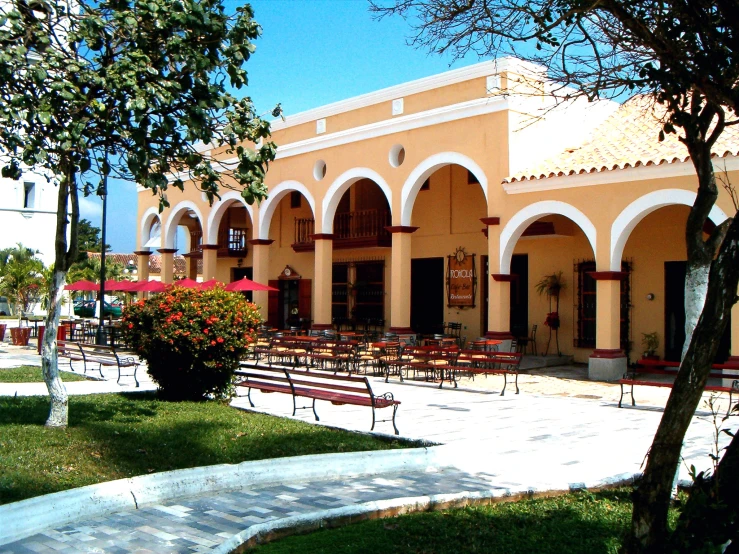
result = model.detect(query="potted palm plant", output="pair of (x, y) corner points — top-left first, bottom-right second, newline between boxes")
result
(536, 271), (565, 356)
(641, 332), (660, 360)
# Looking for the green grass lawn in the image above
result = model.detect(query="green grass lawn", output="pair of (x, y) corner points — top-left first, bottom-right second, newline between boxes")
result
(0, 393), (412, 505)
(252, 489), (681, 554)
(0, 365), (88, 383)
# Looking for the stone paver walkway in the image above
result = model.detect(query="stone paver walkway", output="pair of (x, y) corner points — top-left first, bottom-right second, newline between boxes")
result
(1, 469), (502, 554)
(2, 347), (737, 553)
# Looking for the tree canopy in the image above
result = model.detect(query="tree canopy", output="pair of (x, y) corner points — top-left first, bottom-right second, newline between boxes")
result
(0, 0), (278, 428)
(373, 1), (739, 552)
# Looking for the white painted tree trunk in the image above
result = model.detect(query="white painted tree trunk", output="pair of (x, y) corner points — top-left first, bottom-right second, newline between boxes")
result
(682, 262), (710, 360)
(42, 269), (68, 428)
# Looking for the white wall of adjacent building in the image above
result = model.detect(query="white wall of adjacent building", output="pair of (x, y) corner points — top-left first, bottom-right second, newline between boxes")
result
(0, 170), (58, 266)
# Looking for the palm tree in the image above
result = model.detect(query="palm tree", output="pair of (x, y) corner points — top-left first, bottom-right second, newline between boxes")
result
(0, 252), (45, 324)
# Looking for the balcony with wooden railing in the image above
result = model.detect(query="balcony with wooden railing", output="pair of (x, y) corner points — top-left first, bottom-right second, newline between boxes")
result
(292, 209), (392, 252)
(184, 228), (249, 258)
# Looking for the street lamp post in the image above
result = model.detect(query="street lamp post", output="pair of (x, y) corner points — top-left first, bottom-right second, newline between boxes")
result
(95, 167), (108, 346)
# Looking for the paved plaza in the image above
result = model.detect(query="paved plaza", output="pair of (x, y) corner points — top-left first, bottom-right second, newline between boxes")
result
(1, 344), (737, 553)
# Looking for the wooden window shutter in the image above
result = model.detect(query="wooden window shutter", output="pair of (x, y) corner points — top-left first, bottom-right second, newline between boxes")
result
(298, 279), (312, 323)
(267, 280), (279, 327)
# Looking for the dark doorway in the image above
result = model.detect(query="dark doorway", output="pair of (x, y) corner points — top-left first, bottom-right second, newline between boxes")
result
(509, 254), (529, 339)
(232, 267), (253, 302)
(411, 257), (444, 335)
(664, 261), (731, 362)
(278, 280), (300, 330)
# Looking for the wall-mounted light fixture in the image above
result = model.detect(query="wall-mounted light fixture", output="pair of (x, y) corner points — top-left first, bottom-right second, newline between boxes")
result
(236, 258), (243, 268)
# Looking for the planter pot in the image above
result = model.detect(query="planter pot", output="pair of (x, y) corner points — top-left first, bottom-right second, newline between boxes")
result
(0, 324), (6, 341)
(10, 327), (31, 346)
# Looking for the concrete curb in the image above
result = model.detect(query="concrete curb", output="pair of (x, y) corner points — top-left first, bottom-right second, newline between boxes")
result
(213, 473), (641, 554)
(0, 447), (440, 545)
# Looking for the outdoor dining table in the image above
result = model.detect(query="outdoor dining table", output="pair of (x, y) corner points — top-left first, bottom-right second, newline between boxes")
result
(338, 331), (360, 341)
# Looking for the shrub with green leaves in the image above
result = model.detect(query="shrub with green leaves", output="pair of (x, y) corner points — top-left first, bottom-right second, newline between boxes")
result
(120, 287), (261, 400)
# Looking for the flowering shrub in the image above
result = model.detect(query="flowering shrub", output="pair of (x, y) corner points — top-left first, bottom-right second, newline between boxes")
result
(544, 311), (560, 330)
(120, 286), (261, 400)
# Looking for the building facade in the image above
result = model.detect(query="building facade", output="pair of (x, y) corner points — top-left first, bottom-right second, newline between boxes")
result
(0, 167), (58, 266)
(136, 59), (739, 379)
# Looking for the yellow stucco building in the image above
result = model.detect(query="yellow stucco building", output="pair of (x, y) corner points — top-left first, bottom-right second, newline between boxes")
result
(136, 58), (739, 380)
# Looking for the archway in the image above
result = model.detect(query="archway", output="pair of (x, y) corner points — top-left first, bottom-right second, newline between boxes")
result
(140, 207), (162, 250)
(257, 181), (316, 241)
(322, 168), (392, 233)
(400, 152), (488, 227)
(618, 202), (730, 363)
(206, 191), (255, 246)
(609, 189), (729, 270)
(500, 202), (598, 358)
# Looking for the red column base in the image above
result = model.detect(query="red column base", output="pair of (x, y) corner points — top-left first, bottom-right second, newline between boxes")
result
(589, 349), (626, 359)
(485, 331), (514, 340)
(725, 356), (739, 369)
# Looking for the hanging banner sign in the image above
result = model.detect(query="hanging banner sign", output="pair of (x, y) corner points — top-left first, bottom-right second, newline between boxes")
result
(447, 247), (476, 307)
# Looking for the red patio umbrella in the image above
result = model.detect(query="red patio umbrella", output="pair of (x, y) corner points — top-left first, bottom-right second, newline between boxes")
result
(225, 277), (277, 292)
(64, 280), (99, 291)
(131, 280), (169, 293)
(172, 278), (200, 288)
(198, 279), (222, 290)
(104, 279), (135, 292)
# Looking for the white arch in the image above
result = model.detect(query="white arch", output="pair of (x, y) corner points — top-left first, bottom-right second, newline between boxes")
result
(163, 200), (205, 249)
(610, 189), (729, 270)
(139, 207), (161, 250)
(401, 152), (488, 226)
(321, 168), (393, 233)
(500, 201), (597, 274)
(257, 181), (316, 240)
(205, 191), (255, 245)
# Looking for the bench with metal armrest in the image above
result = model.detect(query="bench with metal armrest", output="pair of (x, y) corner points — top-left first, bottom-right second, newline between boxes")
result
(235, 363), (400, 435)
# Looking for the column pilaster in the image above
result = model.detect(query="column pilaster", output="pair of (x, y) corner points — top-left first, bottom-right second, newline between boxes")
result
(201, 245), (218, 281)
(387, 226), (418, 333)
(158, 249), (177, 284)
(134, 250), (152, 299)
(727, 284), (739, 368)
(483, 217), (513, 346)
(311, 234), (334, 329)
(588, 271), (627, 380)
(249, 239), (274, 320)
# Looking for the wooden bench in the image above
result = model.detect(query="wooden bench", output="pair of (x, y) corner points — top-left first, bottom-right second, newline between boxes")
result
(451, 350), (524, 395)
(236, 365), (293, 408)
(78, 343), (139, 387)
(236, 364), (400, 435)
(619, 375), (739, 414)
(57, 341), (86, 372)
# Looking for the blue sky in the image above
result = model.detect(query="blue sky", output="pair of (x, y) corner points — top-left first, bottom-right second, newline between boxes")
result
(87, 0), (484, 252)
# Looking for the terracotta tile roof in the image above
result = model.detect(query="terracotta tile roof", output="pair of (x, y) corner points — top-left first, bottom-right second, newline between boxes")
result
(506, 96), (739, 183)
(87, 252), (202, 275)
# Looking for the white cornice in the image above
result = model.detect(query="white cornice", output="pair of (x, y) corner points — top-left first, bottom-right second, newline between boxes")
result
(159, 95), (510, 185)
(273, 96), (508, 160)
(269, 57), (538, 132)
(502, 156), (739, 193)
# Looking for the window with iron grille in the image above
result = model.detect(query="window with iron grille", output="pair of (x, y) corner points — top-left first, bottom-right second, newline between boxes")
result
(574, 260), (632, 351)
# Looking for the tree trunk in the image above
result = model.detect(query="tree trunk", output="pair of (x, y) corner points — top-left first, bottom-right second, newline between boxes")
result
(625, 213), (739, 553)
(624, 99), (735, 553)
(682, 262), (709, 360)
(42, 164), (80, 428)
(42, 268), (68, 427)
